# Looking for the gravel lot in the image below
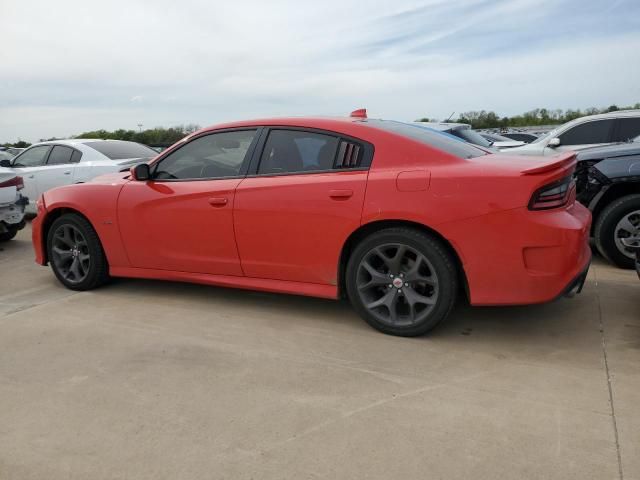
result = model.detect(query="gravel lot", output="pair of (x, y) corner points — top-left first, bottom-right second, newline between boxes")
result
(1, 223), (638, 480)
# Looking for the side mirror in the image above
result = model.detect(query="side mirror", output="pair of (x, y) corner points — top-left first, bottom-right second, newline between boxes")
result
(131, 163), (150, 181)
(548, 137), (561, 148)
(0, 159), (11, 168)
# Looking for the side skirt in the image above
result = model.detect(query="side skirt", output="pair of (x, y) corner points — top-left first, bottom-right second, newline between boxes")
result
(109, 267), (339, 300)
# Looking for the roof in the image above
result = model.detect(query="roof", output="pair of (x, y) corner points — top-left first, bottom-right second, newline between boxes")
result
(32, 138), (143, 147)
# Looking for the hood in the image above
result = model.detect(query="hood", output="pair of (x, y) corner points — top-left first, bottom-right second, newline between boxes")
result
(89, 171), (132, 184)
(576, 142), (640, 162)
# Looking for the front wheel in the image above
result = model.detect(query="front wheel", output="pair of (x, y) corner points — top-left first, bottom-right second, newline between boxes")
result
(594, 194), (640, 269)
(346, 228), (458, 337)
(46, 213), (110, 290)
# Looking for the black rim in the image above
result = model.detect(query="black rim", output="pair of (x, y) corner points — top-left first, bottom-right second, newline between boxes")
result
(51, 224), (90, 284)
(356, 243), (439, 327)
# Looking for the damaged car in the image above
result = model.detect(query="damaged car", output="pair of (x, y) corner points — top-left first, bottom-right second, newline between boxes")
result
(575, 136), (640, 268)
(0, 166), (28, 241)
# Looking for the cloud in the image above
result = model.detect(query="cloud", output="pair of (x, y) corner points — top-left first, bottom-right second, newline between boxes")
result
(0, 0), (639, 141)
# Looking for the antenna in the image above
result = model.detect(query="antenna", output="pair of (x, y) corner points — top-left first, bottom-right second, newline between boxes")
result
(445, 112), (455, 122)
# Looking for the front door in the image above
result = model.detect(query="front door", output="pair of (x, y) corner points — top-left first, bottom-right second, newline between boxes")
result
(118, 129), (259, 276)
(234, 128), (371, 285)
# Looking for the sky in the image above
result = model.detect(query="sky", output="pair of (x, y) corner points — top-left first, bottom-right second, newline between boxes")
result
(1, 0), (639, 142)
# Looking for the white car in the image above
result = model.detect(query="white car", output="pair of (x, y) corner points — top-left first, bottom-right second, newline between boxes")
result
(8, 139), (157, 213)
(0, 167), (28, 241)
(506, 110), (640, 156)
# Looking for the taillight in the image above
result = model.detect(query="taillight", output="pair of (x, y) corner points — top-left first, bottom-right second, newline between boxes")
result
(529, 176), (575, 210)
(0, 175), (24, 190)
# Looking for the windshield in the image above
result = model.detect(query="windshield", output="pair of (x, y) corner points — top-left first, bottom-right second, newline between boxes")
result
(85, 141), (158, 160)
(366, 120), (488, 159)
(450, 128), (493, 148)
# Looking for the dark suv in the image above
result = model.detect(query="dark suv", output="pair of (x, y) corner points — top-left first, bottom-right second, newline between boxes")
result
(575, 136), (640, 268)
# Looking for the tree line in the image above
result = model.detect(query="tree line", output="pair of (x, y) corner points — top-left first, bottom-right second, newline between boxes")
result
(2, 124), (201, 149)
(417, 103), (640, 129)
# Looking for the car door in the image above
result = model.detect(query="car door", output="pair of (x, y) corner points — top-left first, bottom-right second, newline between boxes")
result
(234, 128), (372, 285)
(117, 129), (259, 275)
(547, 119), (615, 155)
(10, 145), (52, 208)
(37, 145), (82, 194)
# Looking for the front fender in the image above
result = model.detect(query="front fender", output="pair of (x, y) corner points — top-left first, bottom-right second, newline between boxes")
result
(39, 182), (131, 268)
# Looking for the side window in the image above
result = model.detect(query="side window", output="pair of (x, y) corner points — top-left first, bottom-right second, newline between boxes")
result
(153, 130), (257, 180)
(12, 146), (50, 167)
(71, 150), (83, 163)
(613, 118), (640, 142)
(558, 119), (614, 146)
(47, 146), (75, 165)
(258, 130), (339, 174)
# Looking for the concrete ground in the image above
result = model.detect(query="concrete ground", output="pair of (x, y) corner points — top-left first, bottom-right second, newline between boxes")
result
(0, 224), (638, 480)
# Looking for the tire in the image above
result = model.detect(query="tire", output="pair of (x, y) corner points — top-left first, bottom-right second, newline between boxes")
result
(345, 228), (458, 337)
(0, 229), (17, 242)
(594, 194), (640, 269)
(46, 213), (110, 290)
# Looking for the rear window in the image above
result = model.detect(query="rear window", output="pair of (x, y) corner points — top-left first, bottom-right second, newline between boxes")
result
(450, 128), (493, 148)
(84, 141), (158, 160)
(367, 120), (488, 159)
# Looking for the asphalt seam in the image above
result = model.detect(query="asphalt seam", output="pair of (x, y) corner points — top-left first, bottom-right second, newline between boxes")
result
(595, 269), (624, 480)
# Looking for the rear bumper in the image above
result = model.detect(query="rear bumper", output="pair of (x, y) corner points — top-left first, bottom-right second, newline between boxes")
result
(0, 193), (27, 233)
(440, 202), (592, 305)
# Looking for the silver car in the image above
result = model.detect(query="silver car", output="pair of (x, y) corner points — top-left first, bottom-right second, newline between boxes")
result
(507, 110), (640, 156)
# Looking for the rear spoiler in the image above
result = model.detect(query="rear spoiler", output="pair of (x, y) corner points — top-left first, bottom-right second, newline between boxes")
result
(521, 152), (576, 175)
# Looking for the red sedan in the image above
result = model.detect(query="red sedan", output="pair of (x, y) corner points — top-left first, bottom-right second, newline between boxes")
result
(32, 112), (591, 336)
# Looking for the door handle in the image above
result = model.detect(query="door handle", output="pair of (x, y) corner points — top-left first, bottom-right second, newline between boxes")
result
(208, 197), (228, 207)
(27, 174), (34, 179)
(63, 171), (71, 175)
(329, 189), (353, 199)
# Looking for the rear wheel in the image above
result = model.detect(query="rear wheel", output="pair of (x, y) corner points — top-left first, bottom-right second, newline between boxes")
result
(594, 194), (640, 269)
(46, 213), (110, 290)
(346, 228), (458, 337)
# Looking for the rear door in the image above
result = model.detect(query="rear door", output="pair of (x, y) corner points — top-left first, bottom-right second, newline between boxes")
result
(234, 128), (372, 285)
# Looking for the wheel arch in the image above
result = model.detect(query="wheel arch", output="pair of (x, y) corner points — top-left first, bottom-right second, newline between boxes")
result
(338, 219), (469, 301)
(591, 181), (640, 232)
(40, 207), (101, 264)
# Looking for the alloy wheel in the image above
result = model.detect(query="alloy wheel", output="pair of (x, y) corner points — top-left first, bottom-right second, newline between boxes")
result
(356, 243), (439, 327)
(614, 210), (640, 259)
(51, 224), (91, 284)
